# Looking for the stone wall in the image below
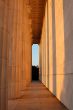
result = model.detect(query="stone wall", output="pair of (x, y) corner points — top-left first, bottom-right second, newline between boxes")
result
(39, 0), (73, 110)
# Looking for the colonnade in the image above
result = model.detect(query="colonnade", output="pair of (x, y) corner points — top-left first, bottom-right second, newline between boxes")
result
(0, 0), (32, 110)
(0, 0), (73, 110)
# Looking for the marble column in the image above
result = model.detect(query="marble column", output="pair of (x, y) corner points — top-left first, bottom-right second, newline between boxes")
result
(8, 0), (32, 99)
(15, 0), (24, 97)
(0, 0), (8, 109)
(24, 23), (32, 87)
(23, 1), (32, 87)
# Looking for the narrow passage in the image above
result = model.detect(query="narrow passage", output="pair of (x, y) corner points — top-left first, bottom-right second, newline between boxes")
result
(8, 82), (68, 110)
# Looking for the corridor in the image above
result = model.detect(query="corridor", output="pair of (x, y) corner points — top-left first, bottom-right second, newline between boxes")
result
(0, 0), (73, 110)
(8, 82), (68, 110)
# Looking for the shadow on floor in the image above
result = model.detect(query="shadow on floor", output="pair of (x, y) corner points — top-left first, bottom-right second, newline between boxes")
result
(8, 82), (68, 110)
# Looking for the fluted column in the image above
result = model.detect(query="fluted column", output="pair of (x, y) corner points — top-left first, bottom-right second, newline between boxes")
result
(24, 22), (32, 86)
(0, 0), (8, 109)
(8, 0), (32, 99)
(7, 0), (19, 99)
(23, 1), (32, 87)
(16, 0), (24, 95)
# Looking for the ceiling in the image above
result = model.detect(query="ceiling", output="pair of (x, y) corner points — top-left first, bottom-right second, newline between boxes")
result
(29, 0), (46, 44)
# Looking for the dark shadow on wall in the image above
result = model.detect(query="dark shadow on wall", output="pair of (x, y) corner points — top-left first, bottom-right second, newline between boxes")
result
(52, 0), (56, 96)
(39, 47), (42, 81)
(60, 0), (73, 109)
(32, 66), (39, 81)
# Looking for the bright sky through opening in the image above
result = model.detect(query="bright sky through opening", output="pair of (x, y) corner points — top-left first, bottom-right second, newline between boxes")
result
(32, 44), (39, 66)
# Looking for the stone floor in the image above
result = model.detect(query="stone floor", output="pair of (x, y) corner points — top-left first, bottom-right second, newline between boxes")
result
(8, 81), (68, 110)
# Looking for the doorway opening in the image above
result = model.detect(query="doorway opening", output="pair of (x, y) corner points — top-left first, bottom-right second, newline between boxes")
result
(32, 44), (39, 81)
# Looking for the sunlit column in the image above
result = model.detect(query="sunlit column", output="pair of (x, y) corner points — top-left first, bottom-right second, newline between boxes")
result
(0, 0), (8, 109)
(48, 0), (54, 92)
(55, 0), (65, 98)
(24, 30), (32, 86)
(45, 2), (49, 88)
(7, 0), (15, 99)
(8, 0), (21, 98)
(15, 0), (24, 97)
(23, 2), (32, 86)
(22, 2), (28, 89)
(8, 1), (23, 98)
(18, 0), (24, 91)
(22, 7), (26, 88)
